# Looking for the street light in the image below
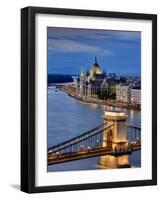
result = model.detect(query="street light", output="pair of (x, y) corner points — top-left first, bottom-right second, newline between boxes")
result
(80, 145), (83, 151)
(56, 152), (59, 158)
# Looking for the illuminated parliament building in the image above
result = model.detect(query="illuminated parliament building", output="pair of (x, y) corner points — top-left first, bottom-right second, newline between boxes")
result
(76, 56), (116, 99)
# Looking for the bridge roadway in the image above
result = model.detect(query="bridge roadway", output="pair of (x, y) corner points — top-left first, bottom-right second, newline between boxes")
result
(48, 142), (141, 165)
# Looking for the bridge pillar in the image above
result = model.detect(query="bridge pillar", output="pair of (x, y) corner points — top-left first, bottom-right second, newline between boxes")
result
(99, 111), (130, 168)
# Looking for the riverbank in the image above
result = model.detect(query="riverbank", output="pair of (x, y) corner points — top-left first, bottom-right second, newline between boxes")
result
(59, 86), (141, 111)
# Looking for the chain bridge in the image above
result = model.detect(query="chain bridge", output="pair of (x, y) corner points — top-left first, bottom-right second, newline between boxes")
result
(48, 111), (141, 168)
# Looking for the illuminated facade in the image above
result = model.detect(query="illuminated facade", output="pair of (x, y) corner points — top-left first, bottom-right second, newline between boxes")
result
(116, 84), (131, 103)
(76, 56), (109, 98)
(99, 111), (130, 168)
(131, 87), (141, 104)
(116, 84), (141, 105)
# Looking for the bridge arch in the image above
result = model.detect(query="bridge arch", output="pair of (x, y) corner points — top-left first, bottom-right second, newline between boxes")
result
(102, 127), (113, 149)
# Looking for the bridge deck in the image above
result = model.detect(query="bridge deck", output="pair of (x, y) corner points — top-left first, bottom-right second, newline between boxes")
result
(48, 143), (141, 165)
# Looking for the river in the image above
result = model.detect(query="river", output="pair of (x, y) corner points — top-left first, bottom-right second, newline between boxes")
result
(47, 86), (141, 172)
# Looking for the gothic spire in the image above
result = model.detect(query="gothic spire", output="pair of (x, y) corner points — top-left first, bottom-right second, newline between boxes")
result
(95, 56), (97, 64)
(80, 67), (84, 77)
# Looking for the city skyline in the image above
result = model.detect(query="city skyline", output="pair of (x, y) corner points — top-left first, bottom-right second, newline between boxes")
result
(48, 27), (141, 76)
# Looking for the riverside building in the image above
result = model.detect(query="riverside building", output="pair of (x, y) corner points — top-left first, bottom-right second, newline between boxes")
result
(116, 84), (131, 103)
(75, 56), (140, 106)
(130, 86), (141, 105)
(116, 84), (141, 106)
(76, 57), (109, 98)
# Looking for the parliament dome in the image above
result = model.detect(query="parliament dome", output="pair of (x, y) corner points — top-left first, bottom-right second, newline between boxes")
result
(90, 56), (102, 75)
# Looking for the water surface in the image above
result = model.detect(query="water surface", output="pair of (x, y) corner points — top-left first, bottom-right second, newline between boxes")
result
(48, 87), (141, 172)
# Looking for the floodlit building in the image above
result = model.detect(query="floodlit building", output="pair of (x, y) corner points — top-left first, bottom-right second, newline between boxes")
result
(116, 84), (131, 103)
(76, 56), (141, 103)
(131, 87), (141, 105)
(76, 56), (107, 98)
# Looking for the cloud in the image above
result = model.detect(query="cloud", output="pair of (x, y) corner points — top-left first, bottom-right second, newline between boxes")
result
(48, 27), (140, 43)
(48, 38), (112, 55)
(47, 27), (140, 56)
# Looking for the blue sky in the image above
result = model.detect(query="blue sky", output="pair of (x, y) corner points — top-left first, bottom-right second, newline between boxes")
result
(48, 27), (141, 76)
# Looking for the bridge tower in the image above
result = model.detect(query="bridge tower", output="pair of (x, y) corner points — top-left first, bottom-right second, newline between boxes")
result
(99, 111), (130, 168)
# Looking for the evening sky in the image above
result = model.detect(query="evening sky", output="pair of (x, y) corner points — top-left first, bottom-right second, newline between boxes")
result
(48, 27), (141, 76)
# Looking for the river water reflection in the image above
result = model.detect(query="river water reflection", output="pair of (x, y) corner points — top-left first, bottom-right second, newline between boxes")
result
(48, 87), (141, 172)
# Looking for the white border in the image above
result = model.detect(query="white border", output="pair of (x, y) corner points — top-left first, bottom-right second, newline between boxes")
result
(35, 14), (152, 186)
